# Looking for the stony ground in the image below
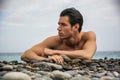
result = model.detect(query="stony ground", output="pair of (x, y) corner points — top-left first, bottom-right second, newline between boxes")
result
(0, 55), (120, 80)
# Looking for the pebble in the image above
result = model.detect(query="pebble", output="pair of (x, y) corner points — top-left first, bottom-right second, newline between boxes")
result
(100, 76), (118, 80)
(35, 75), (52, 80)
(51, 70), (72, 79)
(106, 71), (115, 77)
(61, 54), (71, 62)
(33, 62), (63, 70)
(70, 76), (91, 80)
(65, 70), (79, 76)
(92, 71), (107, 78)
(2, 72), (31, 80)
(112, 71), (120, 78)
(1, 65), (13, 71)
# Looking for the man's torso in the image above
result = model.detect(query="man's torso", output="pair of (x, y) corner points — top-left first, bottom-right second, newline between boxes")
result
(51, 32), (87, 51)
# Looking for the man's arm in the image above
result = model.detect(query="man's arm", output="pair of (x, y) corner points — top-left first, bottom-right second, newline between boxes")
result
(21, 36), (64, 63)
(21, 46), (47, 62)
(21, 36), (54, 62)
(44, 31), (97, 60)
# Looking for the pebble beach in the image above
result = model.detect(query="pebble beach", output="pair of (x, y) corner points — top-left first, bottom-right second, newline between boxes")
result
(0, 55), (120, 80)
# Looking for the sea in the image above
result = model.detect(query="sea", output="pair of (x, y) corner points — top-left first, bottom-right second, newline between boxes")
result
(0, 51), (120, 62)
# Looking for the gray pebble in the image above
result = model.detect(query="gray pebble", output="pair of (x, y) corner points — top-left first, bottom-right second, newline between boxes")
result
(65, 70), (79, 76)
(100, 76), (118, 80)
(2, 72), (31, 80)
(112, 71), (120, 78)
(35, 75), (53, 80)
(2, 65), (13, 71)
(51, 70), (72, 80)
(33, 62), (63, 70)
(70, 76), (91, 80)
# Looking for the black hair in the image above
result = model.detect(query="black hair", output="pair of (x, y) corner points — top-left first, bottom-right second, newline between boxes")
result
(60, 8), (83, 32)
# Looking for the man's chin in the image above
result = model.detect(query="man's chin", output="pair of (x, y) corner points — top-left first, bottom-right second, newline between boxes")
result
(59, 36), (65, 40)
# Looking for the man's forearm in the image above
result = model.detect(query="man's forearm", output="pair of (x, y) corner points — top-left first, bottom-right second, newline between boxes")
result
(44, 48), (93, 60)
(54, 50), (89, 59)
(21, 50), (47, 62)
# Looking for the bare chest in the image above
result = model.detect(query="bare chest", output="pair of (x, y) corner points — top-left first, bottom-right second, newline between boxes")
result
(54, 41), (85, 51)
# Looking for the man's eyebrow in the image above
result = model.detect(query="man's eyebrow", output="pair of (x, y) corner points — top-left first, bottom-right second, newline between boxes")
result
(58, 22), (66, 25)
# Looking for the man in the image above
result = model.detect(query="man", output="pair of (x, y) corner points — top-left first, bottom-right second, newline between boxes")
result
(21, 8), (97, 63)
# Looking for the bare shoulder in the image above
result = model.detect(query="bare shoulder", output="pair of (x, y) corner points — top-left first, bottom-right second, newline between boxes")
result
(31, 35), (60, 51)
(45, 35), (60, 42)
(40, 35), (61, 48)
(82, 31), (96, 40)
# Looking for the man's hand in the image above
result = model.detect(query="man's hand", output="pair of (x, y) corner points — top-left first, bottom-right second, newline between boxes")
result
(44, 48), (57, 56)
(44, 48), (64, 63)
(48, 55), (64, 63)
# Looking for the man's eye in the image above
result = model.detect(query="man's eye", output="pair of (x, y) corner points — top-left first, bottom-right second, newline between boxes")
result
(58, 23), (67, 27)
(61, 23), (66, 26)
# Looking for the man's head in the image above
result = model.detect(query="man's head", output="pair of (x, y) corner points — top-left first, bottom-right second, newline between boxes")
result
(60, 8), (83, 32)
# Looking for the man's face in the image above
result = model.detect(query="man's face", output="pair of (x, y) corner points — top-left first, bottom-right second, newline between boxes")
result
(57, 16), (73, 39)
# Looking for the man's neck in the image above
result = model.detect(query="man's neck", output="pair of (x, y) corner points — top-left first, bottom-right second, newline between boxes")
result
(64, 32), (81, 47)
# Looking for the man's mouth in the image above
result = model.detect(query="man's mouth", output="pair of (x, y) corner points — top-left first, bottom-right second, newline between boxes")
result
(58, 32), (63, 36)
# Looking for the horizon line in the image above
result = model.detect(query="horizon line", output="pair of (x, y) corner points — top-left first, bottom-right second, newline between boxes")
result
(0, 50), (120, 54)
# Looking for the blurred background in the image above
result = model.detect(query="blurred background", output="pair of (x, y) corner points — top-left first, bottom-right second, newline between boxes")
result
(0, 0), (120, 53)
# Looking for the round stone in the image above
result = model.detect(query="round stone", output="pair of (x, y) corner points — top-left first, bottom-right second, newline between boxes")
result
(2, 65), (13, 71)
(70, 76), (91, 80)
(2, 72), (31, 80)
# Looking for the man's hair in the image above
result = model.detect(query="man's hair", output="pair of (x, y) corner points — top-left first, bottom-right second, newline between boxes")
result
(60, 8), (83, 32)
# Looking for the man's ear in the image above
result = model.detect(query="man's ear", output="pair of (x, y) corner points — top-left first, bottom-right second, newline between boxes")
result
(73, 23), (79, 31)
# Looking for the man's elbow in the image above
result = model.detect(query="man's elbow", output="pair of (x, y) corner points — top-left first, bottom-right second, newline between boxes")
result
(21, 50), (29, 62)
(21, 54), (25, 61)
(21, 54), (27, 62)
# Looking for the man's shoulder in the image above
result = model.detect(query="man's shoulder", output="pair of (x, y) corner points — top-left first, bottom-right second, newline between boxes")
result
(86, 31), (96, 36)
(46, 35), (61, 42)
(82, 31), (96, 40)
(47, 35), (59, 39)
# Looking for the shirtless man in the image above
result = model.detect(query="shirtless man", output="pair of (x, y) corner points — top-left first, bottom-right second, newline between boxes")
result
(21, 8), (97, 63)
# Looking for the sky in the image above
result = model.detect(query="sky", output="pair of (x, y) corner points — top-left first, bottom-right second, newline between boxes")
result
(0, 0), (120, 53)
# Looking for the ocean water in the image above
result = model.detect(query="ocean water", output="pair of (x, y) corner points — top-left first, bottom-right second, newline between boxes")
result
(0, 51), (120, 62)
(93, 51), (120, 59)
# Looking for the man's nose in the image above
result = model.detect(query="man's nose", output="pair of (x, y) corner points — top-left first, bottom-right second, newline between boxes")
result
(57, 26), (62, 31)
